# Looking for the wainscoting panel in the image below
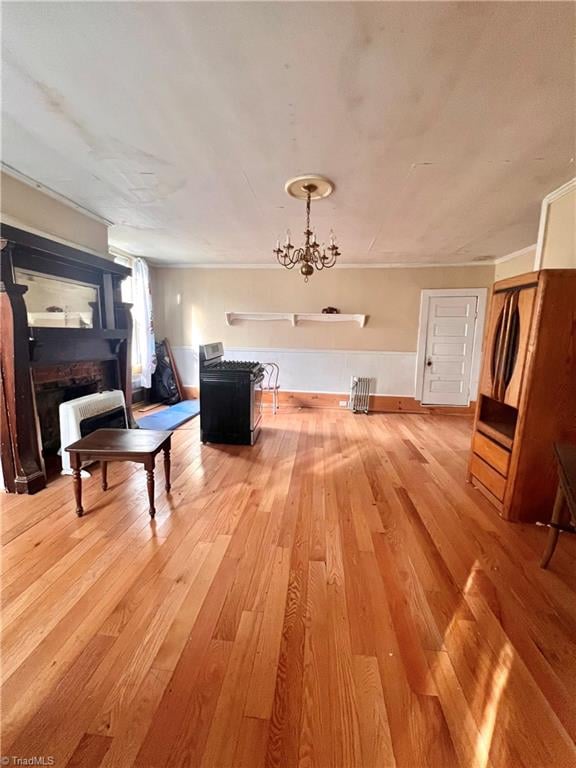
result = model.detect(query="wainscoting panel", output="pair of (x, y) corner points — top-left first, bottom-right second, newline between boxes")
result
(172, 345), (418, 396)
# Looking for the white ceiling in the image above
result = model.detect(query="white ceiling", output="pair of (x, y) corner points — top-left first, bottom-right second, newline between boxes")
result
(2, 2), (574, 265)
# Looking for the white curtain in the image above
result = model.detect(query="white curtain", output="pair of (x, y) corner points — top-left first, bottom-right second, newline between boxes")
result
(131, 257), (157, 388)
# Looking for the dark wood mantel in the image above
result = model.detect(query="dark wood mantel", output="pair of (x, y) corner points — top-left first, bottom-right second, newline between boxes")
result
(0, 224), (133, 494)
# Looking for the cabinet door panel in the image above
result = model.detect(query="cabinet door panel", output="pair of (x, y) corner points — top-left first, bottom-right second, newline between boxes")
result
(503, 286), (537, 408)
(480, 286), (537, 407)
(479, 291), (507, 396)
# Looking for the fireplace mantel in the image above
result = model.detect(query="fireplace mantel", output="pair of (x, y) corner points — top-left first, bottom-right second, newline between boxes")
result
(0, 224), (133, 494)
(29, 328), (129, 366)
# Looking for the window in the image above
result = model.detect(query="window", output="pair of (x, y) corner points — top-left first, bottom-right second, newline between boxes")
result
(113, 253), (156, 387)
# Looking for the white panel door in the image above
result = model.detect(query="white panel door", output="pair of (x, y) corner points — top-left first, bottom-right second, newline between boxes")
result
(421, 296), (478, 405)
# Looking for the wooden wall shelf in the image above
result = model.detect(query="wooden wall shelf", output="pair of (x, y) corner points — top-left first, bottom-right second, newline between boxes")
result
(225, 311), (367, 327)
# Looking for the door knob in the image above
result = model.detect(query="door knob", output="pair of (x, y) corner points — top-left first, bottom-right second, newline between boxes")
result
(426, 359), (433, 367)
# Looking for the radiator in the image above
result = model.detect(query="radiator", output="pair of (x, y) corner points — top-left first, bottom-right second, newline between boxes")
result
(350, 377), (372, 414)
(59, 390), (127, 475)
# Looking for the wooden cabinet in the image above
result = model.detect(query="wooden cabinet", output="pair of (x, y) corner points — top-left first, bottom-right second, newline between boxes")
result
(468, 270), (576, 523)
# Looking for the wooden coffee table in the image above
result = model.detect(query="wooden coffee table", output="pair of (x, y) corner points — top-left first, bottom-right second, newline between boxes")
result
(65, 428), (173, 518)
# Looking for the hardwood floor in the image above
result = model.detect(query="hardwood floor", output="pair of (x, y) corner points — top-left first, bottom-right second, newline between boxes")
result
(1, 410), (576, 768)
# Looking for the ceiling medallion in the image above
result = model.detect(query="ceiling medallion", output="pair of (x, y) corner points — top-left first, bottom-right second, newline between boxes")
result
(274, 175), (341, 282)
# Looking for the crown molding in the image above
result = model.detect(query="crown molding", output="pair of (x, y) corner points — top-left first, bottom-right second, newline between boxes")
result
(541, 176), (576, 206)
(492, 243), (537, 265)
(150, 259), (496, 270)
(535, 176), (576, 270)
(1, 163), (114, 226)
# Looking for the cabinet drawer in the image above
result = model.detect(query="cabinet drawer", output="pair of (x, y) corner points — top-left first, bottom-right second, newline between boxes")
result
(472, 432), (510, 477)
(470, 454), (507, 501)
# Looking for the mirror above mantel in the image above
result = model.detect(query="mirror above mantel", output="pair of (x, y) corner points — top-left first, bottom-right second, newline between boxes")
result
(14, 267), (101, 329)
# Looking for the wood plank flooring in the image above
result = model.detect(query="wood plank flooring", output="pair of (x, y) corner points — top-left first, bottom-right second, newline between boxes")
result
(1, 410), (576, 767)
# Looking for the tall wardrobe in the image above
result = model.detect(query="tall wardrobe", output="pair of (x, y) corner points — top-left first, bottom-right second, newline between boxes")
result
(468, 269), (576, 523)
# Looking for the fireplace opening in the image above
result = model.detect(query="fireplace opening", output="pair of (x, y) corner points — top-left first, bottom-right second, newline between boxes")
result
(80, 406), (127, 435)
(35, 381), (100, 456)
(32, 361), (116, 478)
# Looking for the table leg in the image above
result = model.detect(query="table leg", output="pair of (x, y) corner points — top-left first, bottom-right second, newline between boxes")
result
(541, 483), (565, 568)
(163, 445), (171, 493)
(145, 460), (156, 518)
(71, 455), (84, 517)
(101, 461), (108, 491)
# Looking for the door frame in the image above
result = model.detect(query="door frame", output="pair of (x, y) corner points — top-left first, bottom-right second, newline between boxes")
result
(415, 288), (488, 406)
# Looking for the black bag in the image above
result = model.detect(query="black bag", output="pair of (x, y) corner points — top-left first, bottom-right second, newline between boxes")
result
(151, 340), (180, 404)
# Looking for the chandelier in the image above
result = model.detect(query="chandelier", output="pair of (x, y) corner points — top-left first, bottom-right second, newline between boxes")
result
(274, 175), (341, 281)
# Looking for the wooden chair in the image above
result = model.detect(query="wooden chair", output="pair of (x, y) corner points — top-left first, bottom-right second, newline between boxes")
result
(540, 443), (576, 568)
(261, 363), (280, 414)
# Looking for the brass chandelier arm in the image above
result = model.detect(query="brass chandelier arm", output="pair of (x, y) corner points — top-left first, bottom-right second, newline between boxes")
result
(319, 250), (338, 269)
(277, 251), (299, 268)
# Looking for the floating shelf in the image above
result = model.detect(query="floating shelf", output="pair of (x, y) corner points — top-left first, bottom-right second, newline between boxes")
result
(225, 311), (367, 327)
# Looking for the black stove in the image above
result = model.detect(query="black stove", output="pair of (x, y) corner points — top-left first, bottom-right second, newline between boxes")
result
(199, 342), (264, 445)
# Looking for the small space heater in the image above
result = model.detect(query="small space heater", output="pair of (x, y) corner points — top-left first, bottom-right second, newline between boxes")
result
(59, 390), (127, 475)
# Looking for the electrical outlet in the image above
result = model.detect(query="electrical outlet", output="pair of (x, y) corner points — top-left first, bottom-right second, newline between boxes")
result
(339, 400), (348, 407)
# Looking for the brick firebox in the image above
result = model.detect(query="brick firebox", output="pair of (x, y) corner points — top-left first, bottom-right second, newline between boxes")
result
(33, 361), (116, 455)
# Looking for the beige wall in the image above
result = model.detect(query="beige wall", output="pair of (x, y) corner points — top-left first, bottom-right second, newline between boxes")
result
(541, 184), (576, 269)
(152, 264), (495, 353)
(494, 247), (536, 281)
(0, 171), (109, 256)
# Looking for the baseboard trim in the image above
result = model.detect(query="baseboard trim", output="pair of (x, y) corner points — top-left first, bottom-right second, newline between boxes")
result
(261, 390), (476, 415)
(184, 384), (475, 414)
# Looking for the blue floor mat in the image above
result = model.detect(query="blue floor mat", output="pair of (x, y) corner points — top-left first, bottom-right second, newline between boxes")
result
(137, 399), (200, 430)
